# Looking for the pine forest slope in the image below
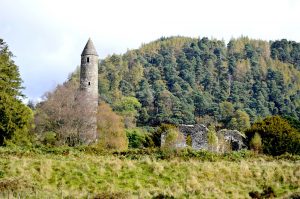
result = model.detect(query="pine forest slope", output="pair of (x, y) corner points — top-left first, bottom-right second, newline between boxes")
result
(97, 36), (300, 126)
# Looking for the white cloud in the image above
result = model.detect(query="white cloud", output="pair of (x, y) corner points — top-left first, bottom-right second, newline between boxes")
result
(0, 0), (299, 101)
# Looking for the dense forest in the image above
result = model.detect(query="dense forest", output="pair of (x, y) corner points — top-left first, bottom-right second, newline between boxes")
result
(97, 36), (300, 130)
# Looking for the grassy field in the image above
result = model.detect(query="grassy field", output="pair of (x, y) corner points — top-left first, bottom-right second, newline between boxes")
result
(0, 147), (299, 198)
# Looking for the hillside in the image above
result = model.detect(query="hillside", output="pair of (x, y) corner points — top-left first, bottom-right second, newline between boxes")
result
(98, 36), (300, 128)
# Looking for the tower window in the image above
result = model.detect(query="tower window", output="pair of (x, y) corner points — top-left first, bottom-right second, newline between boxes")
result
(87, 57), (90, 63)
(88, 82), (91, 85)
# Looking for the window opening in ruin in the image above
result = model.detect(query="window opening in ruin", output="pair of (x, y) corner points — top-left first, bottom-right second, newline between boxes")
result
(88, 82), (90, 86)
(87, 57), (89, 63)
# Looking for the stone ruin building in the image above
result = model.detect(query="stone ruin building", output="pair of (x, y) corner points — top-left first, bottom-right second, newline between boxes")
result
(161, 124), (246, 151)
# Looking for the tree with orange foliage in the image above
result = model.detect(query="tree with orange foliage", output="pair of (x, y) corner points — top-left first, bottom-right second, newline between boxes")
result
(97, 102), (128, 150)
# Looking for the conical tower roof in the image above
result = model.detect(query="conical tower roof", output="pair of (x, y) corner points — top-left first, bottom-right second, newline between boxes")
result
(81, 38), (98, 56)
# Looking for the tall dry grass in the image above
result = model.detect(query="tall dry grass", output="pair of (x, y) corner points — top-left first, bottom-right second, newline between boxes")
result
(0, 148), (299, 198)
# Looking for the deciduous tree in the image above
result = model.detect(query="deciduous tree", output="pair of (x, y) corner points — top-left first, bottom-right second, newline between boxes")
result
(97, 102), (128, 150)
(34, 80), (95, 145)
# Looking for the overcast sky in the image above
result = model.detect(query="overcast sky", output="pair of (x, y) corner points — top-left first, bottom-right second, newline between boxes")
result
(1, 0), (300, 102)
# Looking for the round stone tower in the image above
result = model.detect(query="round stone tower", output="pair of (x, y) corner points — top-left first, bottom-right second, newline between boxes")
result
(80, 38), (98, 144)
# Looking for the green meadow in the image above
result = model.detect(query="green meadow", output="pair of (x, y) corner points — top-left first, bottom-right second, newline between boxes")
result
(0, 147), (299, 198)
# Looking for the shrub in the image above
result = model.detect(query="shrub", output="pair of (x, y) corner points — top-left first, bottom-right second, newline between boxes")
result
(207, 125), (218, 152)
(147, 124), (177, 148)
(126, 128), (147, 148)
(41, 131), (57, 146)
(186, 134), (192, 146)
(249, 133), (262, 154)
(217, 134), (232, 153)
(245, 116), (300, 155)
(160, 124), (185, 149)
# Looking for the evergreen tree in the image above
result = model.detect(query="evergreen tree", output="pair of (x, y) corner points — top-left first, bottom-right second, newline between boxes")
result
(0, 39), (32, 145)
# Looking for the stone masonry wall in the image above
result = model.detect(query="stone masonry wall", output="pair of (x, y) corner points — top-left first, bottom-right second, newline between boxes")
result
(161, 124), (246, 151)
